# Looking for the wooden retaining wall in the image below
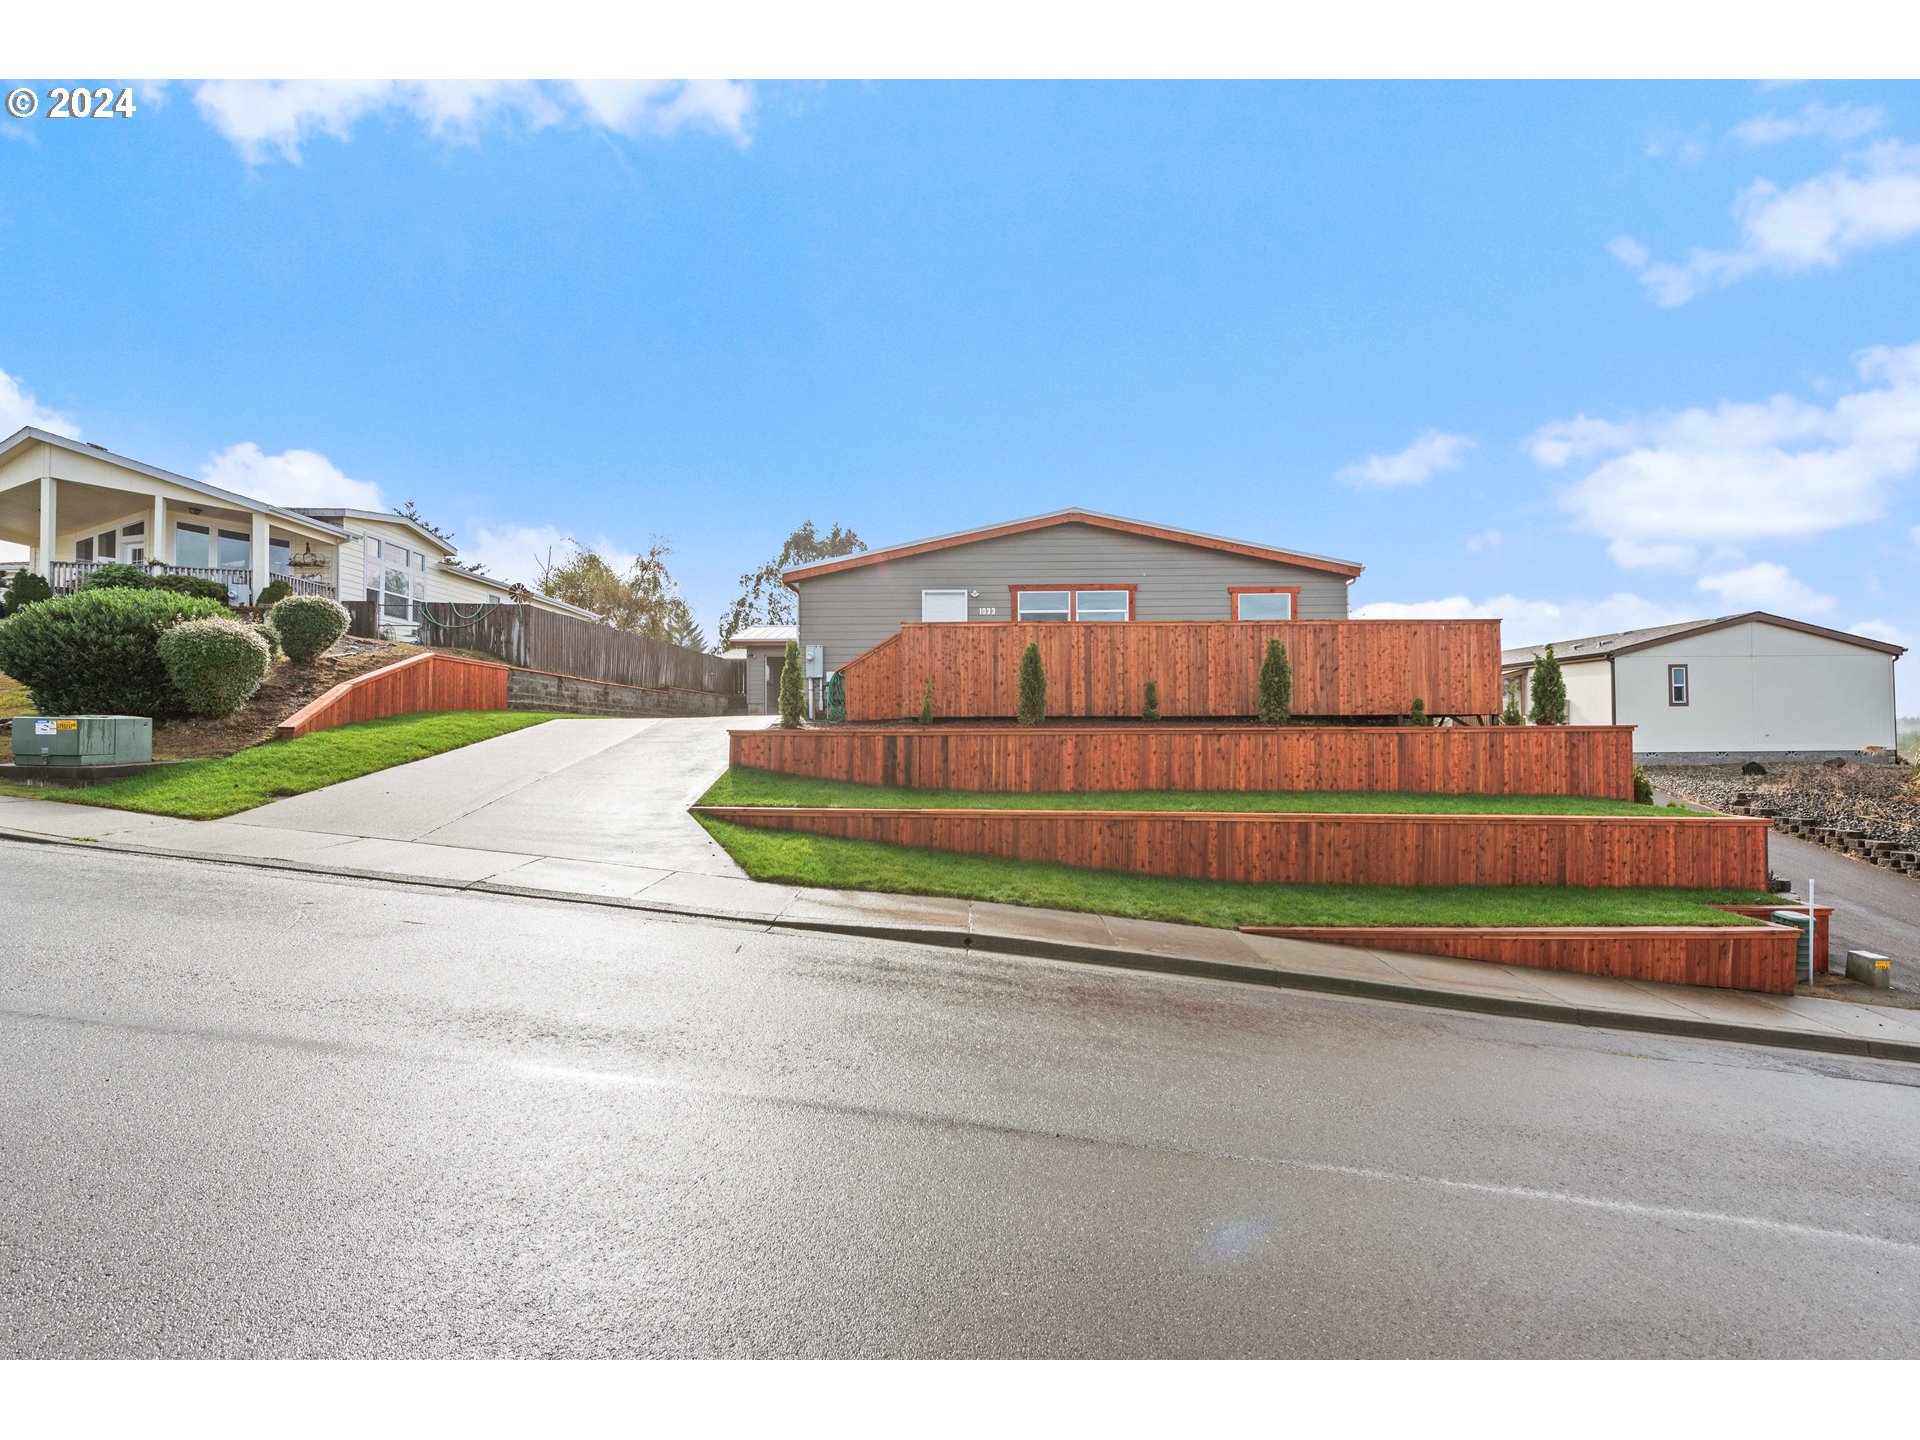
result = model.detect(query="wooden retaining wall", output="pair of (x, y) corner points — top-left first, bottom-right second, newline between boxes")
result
(1241, 925), (1799, 994)
(693, 807), (1773, 890)
(276, 652), (509, 738)
(730, 724), (1637, 799)
(1714, 903), (1832, 975)
(837, 619), (1504, 721)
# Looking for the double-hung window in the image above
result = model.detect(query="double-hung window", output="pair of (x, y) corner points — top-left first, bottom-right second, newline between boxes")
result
(1012, 588), (1131, 622)
(1668, 664), (1689, 706)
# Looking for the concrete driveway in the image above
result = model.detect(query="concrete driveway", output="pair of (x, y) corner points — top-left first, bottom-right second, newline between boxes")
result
(233, 714), (770, 877)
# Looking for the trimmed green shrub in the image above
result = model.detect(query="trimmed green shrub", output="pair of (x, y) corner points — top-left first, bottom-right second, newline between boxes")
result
(3, 569), (53, 616)
(254, 577), (293, 608)
(1529, 643), (1569, 726)
(151, 573), (234, 603)
(1257, 638), (1292, 725)
(918, 680), (935, 725)
(824, 670), (846, 723)
(0, 587), (228, 715)
(157, 617), (271, 717)
(254, 621), (283, 663)
(1407, 697), (1430, 727)
(779, 638), (806, 728)
(1142, 679), (1161, 721)
(1017, 642), (1046, 727)
(270, 594), (352, 663)
(1501, 684), (1524, 727)
(79, 562), (155, 591)
(1633, 765), (1654, 805)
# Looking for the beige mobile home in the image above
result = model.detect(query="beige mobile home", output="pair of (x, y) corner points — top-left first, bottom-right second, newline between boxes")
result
(1503, 612), (1905, 763)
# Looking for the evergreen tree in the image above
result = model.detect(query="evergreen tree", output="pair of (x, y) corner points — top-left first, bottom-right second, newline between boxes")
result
(778, 639), (806, 728)
(1408, 697), (1429, 727)
(1528, 643), (1569, 726)
(720, 521), (866, 646)
(1017, 642), (1046, 727)
(1142, 679), (1161, 721)
(1501, 683), (1524, 726)
(1257, 638), (1292, 725)
(918, 680), (935, 725)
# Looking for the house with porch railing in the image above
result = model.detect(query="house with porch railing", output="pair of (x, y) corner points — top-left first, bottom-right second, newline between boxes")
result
(0, 426), (591, 634)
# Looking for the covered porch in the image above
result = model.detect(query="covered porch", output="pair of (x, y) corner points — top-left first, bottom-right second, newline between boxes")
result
(0, 469), (342, 604)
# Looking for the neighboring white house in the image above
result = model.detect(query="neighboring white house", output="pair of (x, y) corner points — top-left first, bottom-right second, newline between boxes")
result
(0, 426), (592, 636)
(1502, 612), (1906, 763)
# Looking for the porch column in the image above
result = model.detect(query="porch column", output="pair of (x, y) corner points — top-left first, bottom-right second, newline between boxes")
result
(151, 494), (170, 566)
(36, 476), (56, 578)
(250, 512), (271, 602)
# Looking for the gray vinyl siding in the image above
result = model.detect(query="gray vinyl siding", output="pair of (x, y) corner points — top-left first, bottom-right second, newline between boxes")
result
(793, 522), (1354, 672)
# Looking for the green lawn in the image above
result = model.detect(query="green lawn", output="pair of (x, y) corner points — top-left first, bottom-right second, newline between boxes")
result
(699, 765), (1691, 815)
(0, 711), (568, 819)
(697, 816), (1777, 930)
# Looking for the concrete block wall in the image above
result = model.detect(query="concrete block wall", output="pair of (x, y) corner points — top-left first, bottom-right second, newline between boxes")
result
(507, 668), (743, 719)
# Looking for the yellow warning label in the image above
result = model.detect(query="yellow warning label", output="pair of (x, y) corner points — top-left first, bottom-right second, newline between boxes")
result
(55, 719), (78, 731)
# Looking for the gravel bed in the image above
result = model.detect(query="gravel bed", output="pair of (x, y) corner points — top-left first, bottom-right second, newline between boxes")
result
(1647, 761), (1920, 852)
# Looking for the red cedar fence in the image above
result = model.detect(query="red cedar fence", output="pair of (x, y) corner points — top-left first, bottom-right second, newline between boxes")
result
(1241, 925), (1799, 994)
(276, 652), (509, 738)
(730, 724), (1637, 800)
(836, 619), (1505, 722)
(693, 806), (1773, 890)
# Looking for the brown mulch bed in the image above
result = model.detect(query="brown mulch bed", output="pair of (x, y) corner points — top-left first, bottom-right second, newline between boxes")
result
(148, 638), (413, 760)
(1648, 761), (1920, 852)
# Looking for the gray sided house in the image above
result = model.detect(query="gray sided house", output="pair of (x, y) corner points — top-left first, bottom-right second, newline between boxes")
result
(782, 508), (1363, 687)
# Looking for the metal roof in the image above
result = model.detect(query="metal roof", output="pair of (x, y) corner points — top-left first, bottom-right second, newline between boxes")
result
(727, 623), (798, 645)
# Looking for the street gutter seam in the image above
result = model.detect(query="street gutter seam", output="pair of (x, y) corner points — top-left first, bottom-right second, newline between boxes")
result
(4, 825), (1917, 1067)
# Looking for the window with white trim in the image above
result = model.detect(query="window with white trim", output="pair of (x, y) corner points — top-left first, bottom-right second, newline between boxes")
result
(1668, 664), (1689, 706)
(1014, 588), (1131, 621)
(1015, 589), (1071, 622)
(1233, 590), (1295, 620)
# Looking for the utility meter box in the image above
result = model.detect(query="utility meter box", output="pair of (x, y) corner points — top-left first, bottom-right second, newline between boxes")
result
(803, 644), (825, 679)
(10, 715), (153, 766)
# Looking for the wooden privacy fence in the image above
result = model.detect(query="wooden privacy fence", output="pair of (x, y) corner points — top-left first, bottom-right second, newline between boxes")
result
(276, 652), (509, 738)
(1241, 925), (1798, 994)
(731, 724), (1637, 799)
(416, 603), (743, 700)
(837, 620), (1504, 721)
(693, 807), (1773, 890)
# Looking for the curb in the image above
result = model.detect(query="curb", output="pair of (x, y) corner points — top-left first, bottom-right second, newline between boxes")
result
(6, 825), (1919, 1067)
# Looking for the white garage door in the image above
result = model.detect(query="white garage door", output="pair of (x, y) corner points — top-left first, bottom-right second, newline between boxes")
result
(921, 589), (969, 622)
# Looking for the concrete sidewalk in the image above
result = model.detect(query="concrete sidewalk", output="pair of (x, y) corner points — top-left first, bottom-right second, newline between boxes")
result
(5, 788), (1919, 1065)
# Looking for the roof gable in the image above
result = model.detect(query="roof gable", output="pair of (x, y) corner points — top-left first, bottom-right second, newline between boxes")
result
(781, 508), (1364, 584)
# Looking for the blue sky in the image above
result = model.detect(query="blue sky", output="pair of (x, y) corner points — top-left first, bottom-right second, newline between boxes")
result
(4, 79), (1918, 696)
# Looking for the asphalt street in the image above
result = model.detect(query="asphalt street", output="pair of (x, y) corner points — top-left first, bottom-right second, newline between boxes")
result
(4, 842), (1919, 1358)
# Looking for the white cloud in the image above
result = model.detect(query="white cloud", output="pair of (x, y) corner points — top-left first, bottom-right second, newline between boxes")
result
(202, 442), (384, 509)
(1337, 429), (1474, 488)
(1695, 561), (1834, 615)
(1536, 342), (1920, 550)
(1730, 102), (1885, 147)
(193, 80), (755, 165)
(0, 366), (80, 438)
(454, 523), (649, 590)
(1851, 619), (1909, 646)
(1464, 528), (1503, 553)
(1606, 539), (1698, 568)
(1353, 593), (1698, 649)
(1614, 140), (1920, 304)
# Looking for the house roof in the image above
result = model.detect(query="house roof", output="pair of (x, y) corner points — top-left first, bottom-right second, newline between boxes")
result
(291, 506), (457, 557)
(2, 426), (352, 541)
(433, 559), (599, 620)
(780, 508), (1365, 584)
(1502, 611), (1907, 667)
(728, 624), (798, 646)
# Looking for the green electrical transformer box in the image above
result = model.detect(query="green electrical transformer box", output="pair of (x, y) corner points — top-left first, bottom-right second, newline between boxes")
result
(10, 715), (154, 766)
